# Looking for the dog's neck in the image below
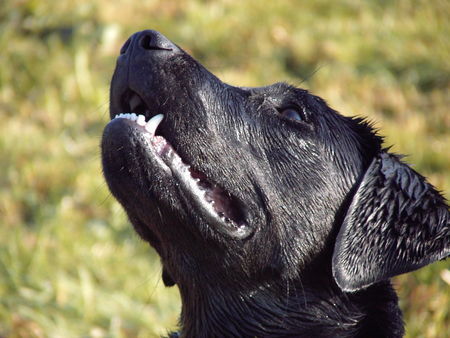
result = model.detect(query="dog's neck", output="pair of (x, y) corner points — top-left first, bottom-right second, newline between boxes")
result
(175, 277), (404, 337)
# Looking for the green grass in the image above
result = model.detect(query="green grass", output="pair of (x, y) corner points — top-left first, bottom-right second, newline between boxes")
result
(1, 0), (449, 336)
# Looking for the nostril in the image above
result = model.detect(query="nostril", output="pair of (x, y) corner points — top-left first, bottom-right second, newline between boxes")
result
(120, 38), (131, 55)
(118, 30), (176, 59)
(140, 34), (153, 50)
(138, 31), (173, 51)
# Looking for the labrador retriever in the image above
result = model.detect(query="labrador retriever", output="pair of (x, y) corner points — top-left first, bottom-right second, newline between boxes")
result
(101, 30), (449, 337)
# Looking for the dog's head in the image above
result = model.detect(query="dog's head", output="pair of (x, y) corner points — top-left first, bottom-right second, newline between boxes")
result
(102, 30), (449, 293)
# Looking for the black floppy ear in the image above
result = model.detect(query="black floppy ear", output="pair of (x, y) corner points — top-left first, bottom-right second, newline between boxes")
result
(332, 152), (449, 292)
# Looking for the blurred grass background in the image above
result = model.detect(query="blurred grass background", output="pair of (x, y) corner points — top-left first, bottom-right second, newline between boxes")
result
(0, 0), (449, 337)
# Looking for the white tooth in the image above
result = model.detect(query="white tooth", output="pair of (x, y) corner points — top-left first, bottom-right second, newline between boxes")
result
(130, 113), (137, 121)
(137, 114), (146, 126)
(145, 114), (164, 135)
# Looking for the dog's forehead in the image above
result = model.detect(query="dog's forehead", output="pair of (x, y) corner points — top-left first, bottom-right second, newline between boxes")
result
(243, 82), (306, 102)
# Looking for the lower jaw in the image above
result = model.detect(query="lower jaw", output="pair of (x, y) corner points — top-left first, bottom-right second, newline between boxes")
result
(153, 135), (252, 239)
(105, 116), (252, 239)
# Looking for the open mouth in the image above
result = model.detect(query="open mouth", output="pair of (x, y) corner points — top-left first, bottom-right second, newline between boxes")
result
(109, 93), (251, 238)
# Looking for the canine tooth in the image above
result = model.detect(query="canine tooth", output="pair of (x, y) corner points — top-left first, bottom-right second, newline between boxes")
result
(145, 114), (164, 135)
(130, 113), (137, 121)
(137, 114), (146, 126)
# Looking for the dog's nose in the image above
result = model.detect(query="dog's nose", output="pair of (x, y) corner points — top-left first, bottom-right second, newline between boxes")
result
(120, 30), (177, 55)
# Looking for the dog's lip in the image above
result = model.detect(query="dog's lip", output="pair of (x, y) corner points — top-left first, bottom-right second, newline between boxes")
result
(108, 113), (252, 239)
(117, 90), (153, 118)
(129, 93), (143, 112)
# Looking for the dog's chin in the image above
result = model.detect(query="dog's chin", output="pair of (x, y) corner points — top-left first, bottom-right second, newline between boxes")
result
(101, 112), (253, 241)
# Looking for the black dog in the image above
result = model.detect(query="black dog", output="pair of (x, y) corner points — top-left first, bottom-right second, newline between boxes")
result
(101, 30), (449, 337)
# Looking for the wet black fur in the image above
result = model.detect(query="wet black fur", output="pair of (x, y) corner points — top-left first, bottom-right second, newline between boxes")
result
(101, 30), (450, 337)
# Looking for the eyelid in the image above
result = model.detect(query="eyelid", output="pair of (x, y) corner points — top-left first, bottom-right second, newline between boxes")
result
(276, 104), (300, 113)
